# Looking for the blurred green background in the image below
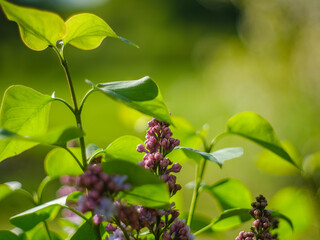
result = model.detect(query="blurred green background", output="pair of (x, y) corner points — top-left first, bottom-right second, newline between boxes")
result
(0, 0), (319, 239)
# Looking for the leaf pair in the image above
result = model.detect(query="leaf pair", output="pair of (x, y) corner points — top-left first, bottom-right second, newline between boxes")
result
(0, 1), (136, 51)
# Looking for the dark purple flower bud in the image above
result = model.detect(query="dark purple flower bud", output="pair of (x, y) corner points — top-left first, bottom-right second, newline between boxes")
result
(137, 144), (148, 153)
(105, 223), (117, 232)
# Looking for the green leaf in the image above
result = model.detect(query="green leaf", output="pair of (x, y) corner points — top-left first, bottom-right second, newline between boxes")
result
(303, 151), (320, 175)
(174, 146), (217, 163)
(212, 208), (252, 231)
(0, 181), (22, 201)
(226, 112), (297, 168)
(92, 77), (172, 124)
(270, 187), (313, 239)
(210, 147), (244, 165)
(174, 146), (242, 167)
(205, 178), (252, 211)
(25, 226), (61, 240)
(0, 1), (65, 51)
(45, 147), (83, 179)
(10, 196), (69, 231)
(0, 231), (19, 240)
(257, 141), (303, 176)
(103, 135), (144, 164)
(102, 160), (170, 208)
(0, 85), (52, 162)
(0, 126), (84, 147)
(70, 219), (98, 240)
(64, 13), (117, 50)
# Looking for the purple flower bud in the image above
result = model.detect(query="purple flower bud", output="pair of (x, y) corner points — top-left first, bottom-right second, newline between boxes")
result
(137, 144), (148, 153)
(105, 223), (117, 232)
(93, 214), (103, 225)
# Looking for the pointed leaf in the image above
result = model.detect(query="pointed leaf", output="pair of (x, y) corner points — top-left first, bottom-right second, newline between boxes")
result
(226, 112), (297, 168)
(0, 1), (65, 51)
(45, 147), (83, 179)
(102, 160), (170, 208)
(174, 146), (217, 164)
(205, 178), (252, 211)
(257, 141), (303, 176)
(104, 135), (144, 164)
(0, 126), (84, 147)
(0, 85), (52, 162)
(10, 196), (69, 231)
(93, 77), (172, 124)
(64, 13), (118, 50)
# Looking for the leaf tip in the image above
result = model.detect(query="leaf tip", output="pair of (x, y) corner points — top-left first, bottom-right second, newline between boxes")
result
(119, 36), (139, 48)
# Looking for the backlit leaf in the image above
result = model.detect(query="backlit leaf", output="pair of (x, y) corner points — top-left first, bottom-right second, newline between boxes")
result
(0, 85), (52, 162)
(0, 1), (65, 51)
(45, 147), (83, 179)
(0, 181), (22, 201)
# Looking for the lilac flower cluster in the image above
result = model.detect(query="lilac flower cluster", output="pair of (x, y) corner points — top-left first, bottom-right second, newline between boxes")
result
(76, 164), (130, 224)
(137, 118), (182, 196)
(236, 195), (279, 240)
(162, 219), (195, 240)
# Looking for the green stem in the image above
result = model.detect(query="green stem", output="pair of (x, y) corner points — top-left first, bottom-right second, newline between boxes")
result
(187, 133), (223, 227)
(64, 147), (85, 171)
(53, 47), (87, 170)
(37, 176), (51, 204)
(52, 97), (75, 114)
(63, 206), (89, 221)
(43, 221), (52, 240)
(187, 158), (207, 226)
(114, 218), (130, 240)
(79, 88), (96, 114)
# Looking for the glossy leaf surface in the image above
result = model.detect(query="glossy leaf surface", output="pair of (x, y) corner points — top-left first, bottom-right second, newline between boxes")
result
(205, 178), (252, 210)
(226, 112), (296, 167)
(102, 160), (170, 208)
(93, 77), (172, 124)
(0, 1), (65, 51)
(45, 147), (83, 179)
(0, 85), (52, 162)
(104, 135), (144, 163)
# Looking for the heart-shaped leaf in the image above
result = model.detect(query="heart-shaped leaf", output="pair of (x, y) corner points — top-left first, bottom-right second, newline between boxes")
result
(102, 160), (170, 208)
(0, 1), (65, 51)
(226, 112), (297, 168)
(303, 151), (320, 175)
(0, 126), (84, 147)
(0, 85), (52, 162)
(70, 218), (98, 240)
(205, 178), (252, 211)
(45, 147), (83, 179)
(91, 77), (172, 124)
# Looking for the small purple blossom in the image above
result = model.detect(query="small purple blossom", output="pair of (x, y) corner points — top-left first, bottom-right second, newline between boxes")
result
(162, 218), (195, 240)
